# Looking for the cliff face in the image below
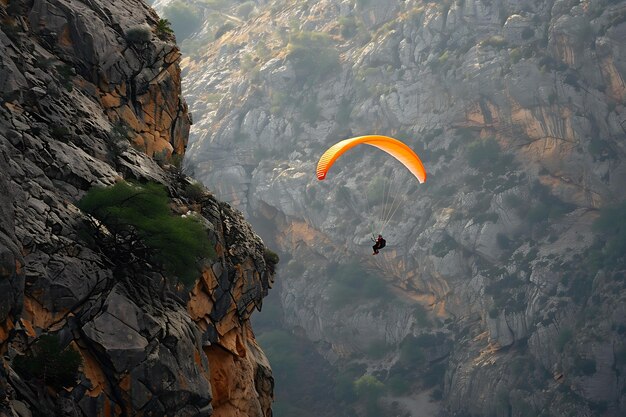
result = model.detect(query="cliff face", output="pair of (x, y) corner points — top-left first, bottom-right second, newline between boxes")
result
(0, 1), (274, 416)
(179, 0), (626, 415)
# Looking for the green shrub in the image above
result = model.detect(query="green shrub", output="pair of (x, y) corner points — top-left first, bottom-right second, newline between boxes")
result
(526, 182), (576, 225)
(184, 182), (206, 200)
(327, 261), (388, 308)
(110, 120), (132, 141)
(263, 248), (280, 270)
(509, 47), (523, 63)
(287, 31), (340, 84)
(270, 91), (294, 114)
(354, 374), (385, 399)
(215, 22), (235, 40)
(236, 1), (256, 19)
(50, 125), (70, 141)
(156, 19), (174, 39)
(467, 137), (501, 170)
(431, 234), (457, 257)
(78, 181), (214, 285)
(125, 24), (153, 44)
(481, 35), (508, 49)
(13, 334), (81, 390)
(55, 64), (75, 92)
(339, 16), (358, 39)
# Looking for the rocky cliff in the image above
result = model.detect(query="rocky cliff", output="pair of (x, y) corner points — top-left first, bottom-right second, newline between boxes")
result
(177, 0), (626, 416)
(0, 1), (274, 416)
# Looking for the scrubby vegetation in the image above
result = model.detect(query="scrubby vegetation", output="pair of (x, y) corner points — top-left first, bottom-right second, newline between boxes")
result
(13, 334), (82, 390)
(354, 374), (386, 416)
(286, 31), (340, 84)
(78, 181), (215, 285)
(263, 248), (280, 272)
(125, 24), (153, 44)
(156, 18), (174, 39)
(466, 137), (514, 176)
(326, 261), (388, 308)
(339, 16), (358, 39)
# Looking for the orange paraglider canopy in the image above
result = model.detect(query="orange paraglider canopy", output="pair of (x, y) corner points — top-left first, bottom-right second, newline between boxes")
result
(316, 135), (426, 183)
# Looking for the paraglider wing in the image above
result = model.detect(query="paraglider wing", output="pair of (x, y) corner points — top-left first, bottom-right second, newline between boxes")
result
(316, 135), (427, 183)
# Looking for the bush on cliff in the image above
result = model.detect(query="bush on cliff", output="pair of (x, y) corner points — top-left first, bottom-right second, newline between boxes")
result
(326, 261), (388, 308)
(156, 19), (174, 39)
(354, 374), (385, 416)
(13, 334), (81, 390)
(263, 248), (280, 272)
(287, 31), (340, 84)
(125, 24), (153, 44)
(78, 181), (214, 285)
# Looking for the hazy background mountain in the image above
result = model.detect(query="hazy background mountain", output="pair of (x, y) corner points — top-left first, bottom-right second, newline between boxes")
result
(152, 0), (626, 416)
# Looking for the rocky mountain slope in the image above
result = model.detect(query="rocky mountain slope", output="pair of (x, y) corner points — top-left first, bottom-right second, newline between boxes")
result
(0, 1), (275, 416)
(176, 0), (626, 416)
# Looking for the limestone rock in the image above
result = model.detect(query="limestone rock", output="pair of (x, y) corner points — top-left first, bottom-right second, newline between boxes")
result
(0, 1), (275, 416)
(180, 0), (626, 416)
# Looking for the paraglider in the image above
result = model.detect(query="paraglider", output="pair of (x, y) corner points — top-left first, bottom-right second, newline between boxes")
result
(316, 135), (426, 253)
(371, 234), (386, 255)
(316, 135), (426, 183)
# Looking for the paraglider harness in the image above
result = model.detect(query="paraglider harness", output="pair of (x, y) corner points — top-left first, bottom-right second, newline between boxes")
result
(371, 235), (386, 254)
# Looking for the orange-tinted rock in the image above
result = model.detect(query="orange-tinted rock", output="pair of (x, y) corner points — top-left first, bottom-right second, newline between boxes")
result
(100, 92), (121, 108)
(206, 326), (272, 417)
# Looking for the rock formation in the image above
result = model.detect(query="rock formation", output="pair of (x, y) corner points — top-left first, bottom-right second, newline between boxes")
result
(0, 1), (274, 416)
(179, 0), (626, 415)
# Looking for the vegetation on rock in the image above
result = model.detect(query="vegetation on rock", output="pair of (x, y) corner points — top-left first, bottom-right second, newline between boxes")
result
(78, 181), (215, 285)
(286, 31), (340, 84)
(13, 334), (82, 390)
